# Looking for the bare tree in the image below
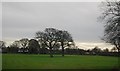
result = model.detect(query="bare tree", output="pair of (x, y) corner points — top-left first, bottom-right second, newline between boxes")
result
(0, 41), (6, 53)
(99, 0), (120, 52)
(0, 41), (6, 48)
(56, 30), (74, 56)
(10, 41), (20, 47)
(91, 46), (102, 54)
(19, 38), (29, 53)
(35, 28), (58, 57)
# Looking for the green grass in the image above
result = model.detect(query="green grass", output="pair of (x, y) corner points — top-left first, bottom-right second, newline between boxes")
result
(2, 54), (119, 69)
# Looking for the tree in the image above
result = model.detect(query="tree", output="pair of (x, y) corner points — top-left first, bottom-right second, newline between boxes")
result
(10, 41), (20, 48)
(35, 31), (49, 54)
(111, 47), (118, 52)
(56, 30), (74, 56)
(0, 41), (6, 53)
(91, 46), (102, 54)
(99, 1), (120, 52)
(19, 38), (29, 53)
(8, 41), (20, 53)
(35, 28), (58, 57)
(0, 41), (6, 48)
(28, 39), (40, 54)
(103, 48), (109, 52)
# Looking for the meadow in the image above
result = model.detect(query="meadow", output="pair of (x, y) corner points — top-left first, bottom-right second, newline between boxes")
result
(2, 54), (119, 69)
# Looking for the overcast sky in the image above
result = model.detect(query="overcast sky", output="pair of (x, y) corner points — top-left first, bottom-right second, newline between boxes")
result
(2, 2), (114, 50)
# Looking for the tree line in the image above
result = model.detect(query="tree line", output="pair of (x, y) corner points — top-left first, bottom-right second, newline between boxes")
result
(1, 28), (75, 57)
(0, 27), (119, 57)
(0, 35), (118, 57)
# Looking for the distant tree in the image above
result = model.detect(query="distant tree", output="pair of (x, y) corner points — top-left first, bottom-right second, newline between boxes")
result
(86, 49), (91, 52)
(56, 30), (74, 56)
(0, 41), (6, 53)
(98, 1), (120, 52)
(65, 47), (84, 55)
(111, 47), (118, 52)
(8, 41), (20, 53)
(28, 39), (40, 54)
(8, 46), (19, 53)
(67, 48), (72, 54)
(0, 41), (6, 48)
(19, 38), (29, 53)
(10, 41), (20, 48)
(103, 48), (109, 52)
(91, 46), (102, 54)
(78, 48), (86, 55)
(35, 28), (58, 57)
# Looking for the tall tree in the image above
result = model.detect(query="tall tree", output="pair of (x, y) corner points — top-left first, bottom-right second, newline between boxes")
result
(35, 28), (58, 57)
(56, 30), (74, 56)
(99, 1), (120, 52)
(19, 38), (29, 53)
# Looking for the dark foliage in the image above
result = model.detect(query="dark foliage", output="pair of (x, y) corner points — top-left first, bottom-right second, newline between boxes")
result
(28, 39), (40, 54)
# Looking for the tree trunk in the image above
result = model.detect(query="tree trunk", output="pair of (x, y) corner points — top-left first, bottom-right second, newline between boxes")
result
(49, 42), (53, 57)
(61, 42), (64, 57)
(23, 48), (25, 53)
(49, 48), (53, 57)
(115, 44), (120, 56)
(117, 47), (120, 56)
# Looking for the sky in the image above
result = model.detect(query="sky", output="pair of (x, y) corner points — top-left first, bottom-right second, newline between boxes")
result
(2, 2), (114, 50)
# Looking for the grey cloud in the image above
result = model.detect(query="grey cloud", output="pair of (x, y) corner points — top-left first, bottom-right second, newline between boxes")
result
(3, 2), (103, 42)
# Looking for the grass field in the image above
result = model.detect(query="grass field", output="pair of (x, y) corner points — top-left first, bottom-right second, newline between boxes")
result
(2, 54), (119, 69)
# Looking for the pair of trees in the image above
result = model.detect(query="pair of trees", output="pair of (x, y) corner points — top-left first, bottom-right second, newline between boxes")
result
(35, 28), (74, 57)
(99, 0), (120, 53)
